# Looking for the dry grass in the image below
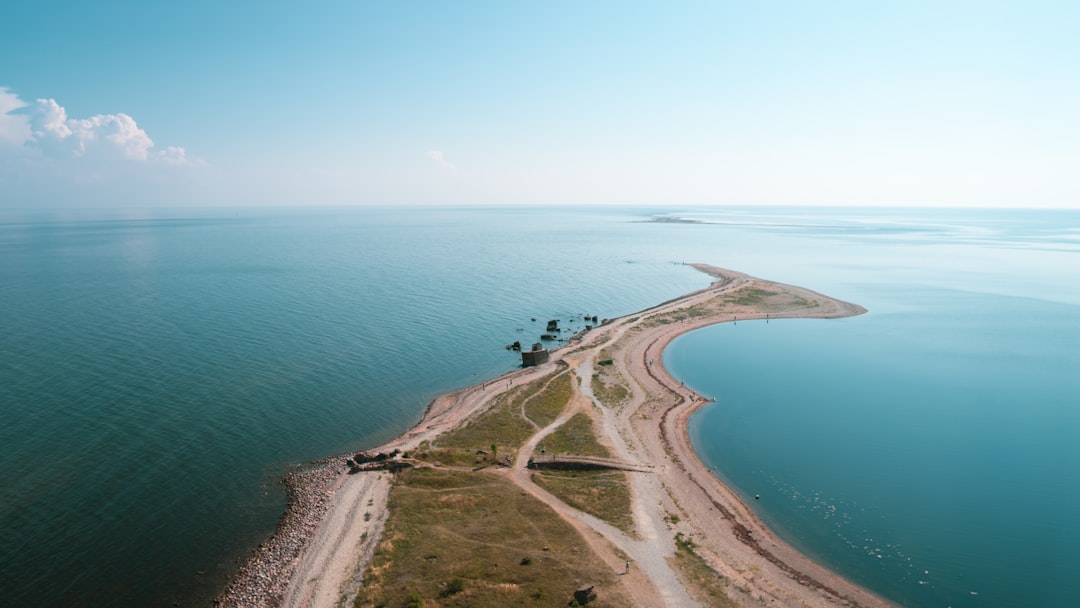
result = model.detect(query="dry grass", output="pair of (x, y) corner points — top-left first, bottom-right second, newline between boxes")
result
(425, 368), (574, 469)
(537, 413), (609, 458)
(436, 378), (548, 456)
(530, 413), (635, 534)
(355, 468), (630, 608)
(669, 532), (740, 607)
(532, 470), (635, 535)
(522, 370), (572, 428)
(641, 282), (823, 329)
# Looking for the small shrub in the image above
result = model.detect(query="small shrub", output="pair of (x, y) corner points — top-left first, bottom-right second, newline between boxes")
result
(440, 577), (464, 597)
(675, 532), (696, 552)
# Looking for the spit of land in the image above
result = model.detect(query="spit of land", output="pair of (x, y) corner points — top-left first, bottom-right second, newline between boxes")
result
(217, 265), (893, 608)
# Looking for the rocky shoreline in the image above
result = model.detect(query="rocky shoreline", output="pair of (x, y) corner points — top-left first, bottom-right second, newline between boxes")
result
(214, 457), (346, 607)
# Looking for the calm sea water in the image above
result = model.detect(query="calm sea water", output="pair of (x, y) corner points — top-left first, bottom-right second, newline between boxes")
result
(665, 208), (1080, 607)
(0, 206), (710, 607)
(2, 206), (1077, 607)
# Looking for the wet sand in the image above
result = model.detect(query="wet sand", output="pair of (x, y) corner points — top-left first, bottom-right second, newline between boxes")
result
(216, 265), (893, 608)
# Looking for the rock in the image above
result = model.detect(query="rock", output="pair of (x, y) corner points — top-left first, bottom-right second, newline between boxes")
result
(573, 584), (597, 605)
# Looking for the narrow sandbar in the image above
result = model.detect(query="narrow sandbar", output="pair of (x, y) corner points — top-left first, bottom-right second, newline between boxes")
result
(217, 265), (890, 608)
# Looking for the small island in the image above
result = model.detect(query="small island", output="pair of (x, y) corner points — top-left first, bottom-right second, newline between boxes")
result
(217, 265), (888, 608)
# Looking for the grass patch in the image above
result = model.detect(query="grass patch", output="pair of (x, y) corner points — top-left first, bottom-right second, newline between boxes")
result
(591, 373), (629, 408)
(669, 532), (738, 607)
(531, 412), (636, 534)
(437, 374), (552, 455)
(590, 349), (629, 408)
(721, 285), (818, 312)
(726, 287), (778, 306)
(356, 468), (629, 608)
(538, 413), (609, 458)
(522, 370), (572, 428)
(431, 369), (573, 467)
(531, 470), (635, 534)
(410, 447), (493, 468)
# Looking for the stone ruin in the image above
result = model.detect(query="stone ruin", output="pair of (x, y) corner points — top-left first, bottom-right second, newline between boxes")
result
(346, 449), (409, 473)
(521, 343), (549, 367)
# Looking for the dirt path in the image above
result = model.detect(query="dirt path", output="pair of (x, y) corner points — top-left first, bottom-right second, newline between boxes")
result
(507, 363), (693, 607)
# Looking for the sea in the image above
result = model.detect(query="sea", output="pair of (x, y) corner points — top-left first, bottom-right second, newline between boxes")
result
(1, 206), (1077, 607)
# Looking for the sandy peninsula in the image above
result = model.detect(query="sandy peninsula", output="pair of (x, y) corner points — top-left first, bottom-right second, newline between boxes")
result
(217, 265), (892, 608)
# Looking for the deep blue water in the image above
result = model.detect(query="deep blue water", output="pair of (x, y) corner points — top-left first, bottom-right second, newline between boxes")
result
(0, 207), (709, 607)
(2, 206), (1078, 607)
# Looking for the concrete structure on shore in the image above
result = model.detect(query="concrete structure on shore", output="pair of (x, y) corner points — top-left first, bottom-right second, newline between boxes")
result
(521, 343), (549, 367)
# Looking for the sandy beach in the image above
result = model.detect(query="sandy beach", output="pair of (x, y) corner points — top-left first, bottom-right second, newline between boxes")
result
(217, 265), (893, 608)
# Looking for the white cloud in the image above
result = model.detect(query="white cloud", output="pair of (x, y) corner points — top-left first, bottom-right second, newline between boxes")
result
(67, 112), (155, 160)
(425, 149), (455, 171)
(0, 88), (194, 165)
(0, 87), (32, 146)
(35, 100), (194, 164)
(156, 145), (193, 165)
(32, 98), (72, 139)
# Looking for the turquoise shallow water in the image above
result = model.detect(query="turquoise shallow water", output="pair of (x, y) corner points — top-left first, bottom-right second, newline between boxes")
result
(2, 206), (1078, 606)
(670, 300), (1080, 607)
(662, 210), (1080, 607)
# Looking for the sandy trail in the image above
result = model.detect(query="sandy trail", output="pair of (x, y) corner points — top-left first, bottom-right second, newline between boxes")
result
(279, 473), (390, 608)
(505, 357), (695, 606)
(226, 264), (893, 608)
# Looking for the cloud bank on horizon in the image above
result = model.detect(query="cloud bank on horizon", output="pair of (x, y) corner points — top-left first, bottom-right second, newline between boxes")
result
(1, 87), (203, 208)
(1, 88), (194, 165)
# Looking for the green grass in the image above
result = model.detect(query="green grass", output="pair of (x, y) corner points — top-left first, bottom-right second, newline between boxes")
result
(530, 412), (635, 534)
(537, 413), (609, 458)
(522, 371), (572, 428)
(437, 381), (545, 456)
(532, 470), (635, 534)
(429, 368), (573, 469)
(356, 468), (630, 608)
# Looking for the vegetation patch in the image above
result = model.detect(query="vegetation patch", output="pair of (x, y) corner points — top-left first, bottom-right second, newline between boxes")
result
(641, 303), (716, 327)
(436, 373), (552, 456)
(410, 447), (490, 468)
(532, 470), (635, 534)
(726, 287), (777, 306)
(522, 370), (572, 428)
(590, 349), (630, 408)
(530, 413), (635, 533)
(537, 413), (609, 458)
(669, 532), (738, 607)
(591, 373), (629, 408)
(356, 468), (629, 608)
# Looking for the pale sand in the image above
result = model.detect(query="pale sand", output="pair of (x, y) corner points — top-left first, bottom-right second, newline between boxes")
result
(222, 265), (894, 608)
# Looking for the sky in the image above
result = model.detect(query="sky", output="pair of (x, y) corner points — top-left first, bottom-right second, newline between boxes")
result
(1, 1), (1078, 209)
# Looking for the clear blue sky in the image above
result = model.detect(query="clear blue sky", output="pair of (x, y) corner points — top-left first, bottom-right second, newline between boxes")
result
(1, 1), (1078, 208)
